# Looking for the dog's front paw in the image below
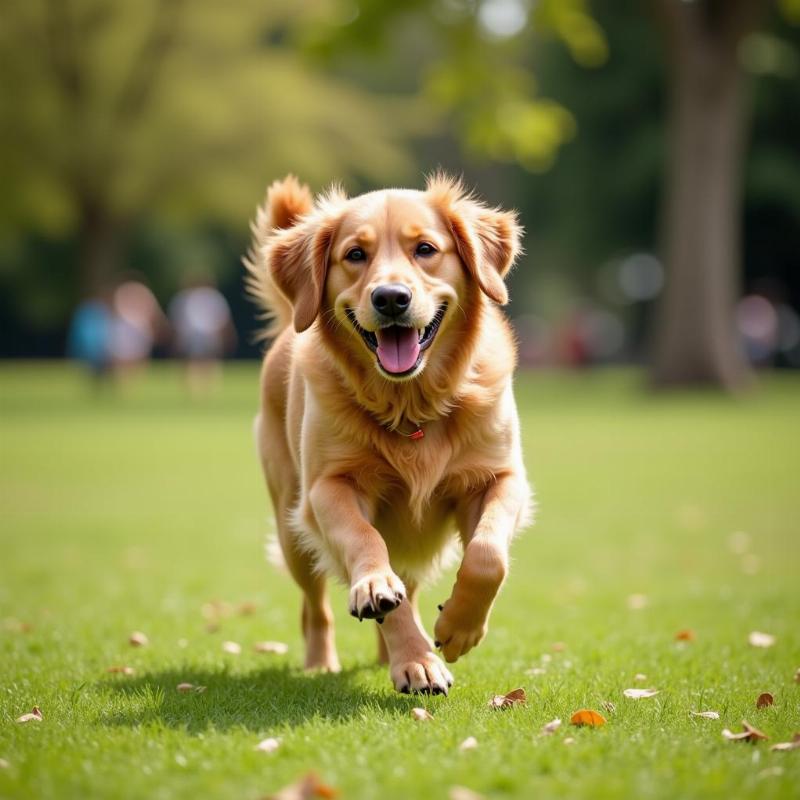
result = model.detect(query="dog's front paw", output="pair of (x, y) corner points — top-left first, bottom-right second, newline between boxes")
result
(433, 597), (489, 663)
(349, 571), (406, 620)
(391, 651), (453, 695)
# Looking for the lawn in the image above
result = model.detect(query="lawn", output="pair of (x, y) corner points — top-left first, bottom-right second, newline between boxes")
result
(1, 363), (798, 800)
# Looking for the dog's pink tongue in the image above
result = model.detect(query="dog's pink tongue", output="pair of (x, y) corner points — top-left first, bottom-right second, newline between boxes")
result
(376, 326), (420, 373)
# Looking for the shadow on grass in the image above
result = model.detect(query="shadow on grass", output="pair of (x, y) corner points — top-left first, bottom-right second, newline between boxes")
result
(97, 664), (422, 733)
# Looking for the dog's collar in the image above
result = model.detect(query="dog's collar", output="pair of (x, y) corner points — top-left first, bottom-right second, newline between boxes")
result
(390, 420), (425, 441)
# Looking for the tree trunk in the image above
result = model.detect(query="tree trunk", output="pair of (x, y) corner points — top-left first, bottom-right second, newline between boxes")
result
(650, 3), (759, 390)
(77, 197), (124, 296)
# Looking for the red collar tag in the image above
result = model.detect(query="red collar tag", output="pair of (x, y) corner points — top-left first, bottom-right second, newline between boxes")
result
(409, 428), (425, 441)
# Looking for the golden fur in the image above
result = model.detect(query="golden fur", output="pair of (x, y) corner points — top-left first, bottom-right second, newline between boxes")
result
(247, 173), (532, 693)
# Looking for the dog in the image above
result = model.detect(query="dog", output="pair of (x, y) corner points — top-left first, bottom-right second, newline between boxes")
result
(245, 173), (532, 695)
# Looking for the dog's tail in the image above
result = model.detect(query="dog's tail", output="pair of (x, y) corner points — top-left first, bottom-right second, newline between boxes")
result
(244, 175), (313, 338)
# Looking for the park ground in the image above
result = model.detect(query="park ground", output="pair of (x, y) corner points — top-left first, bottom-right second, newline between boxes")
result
(0, 363), (798, 799)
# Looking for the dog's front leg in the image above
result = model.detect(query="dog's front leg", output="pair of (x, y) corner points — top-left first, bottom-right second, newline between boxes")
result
(434, 472), (527, 663)
(309, 477), (406, 620)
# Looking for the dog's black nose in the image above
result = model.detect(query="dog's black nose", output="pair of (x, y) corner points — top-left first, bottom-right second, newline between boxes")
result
(371, 284), (412, 317)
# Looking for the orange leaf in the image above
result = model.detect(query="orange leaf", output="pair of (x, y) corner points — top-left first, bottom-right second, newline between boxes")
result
(756, 692), (774, 709)
(570, 709), (606, 727)
(265, 771), (338, 800)
(675, 629), (695, 641)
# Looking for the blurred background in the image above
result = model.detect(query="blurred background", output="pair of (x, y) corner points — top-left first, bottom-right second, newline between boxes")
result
(1, 0), (799, 390)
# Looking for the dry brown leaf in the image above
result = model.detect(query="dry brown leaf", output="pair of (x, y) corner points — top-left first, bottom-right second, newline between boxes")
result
(627, 593), (648, 610)
(488, 687), (526, 709)
(106, 665), (135, 676)
(254, 641), (289, 655)
(748, 631), (776, 648)
(623, 688), (660, 699)
(221, 640), (241, 655)
(690, 710), (720, 720)
(458, 736), (478, 751)
(570, 709), (606, 727)
(449, 788), (485, 800)
(675, 629), (696, 641)
(756, 692), (774, 709)
(601, 701), (616, 715)
(411, 707), (433, 721)
(721, 720), (768, 743)
(238, 601), (258, 616)
(265, 771), (338, 800)
(129, 631), (148, 647)
(540, 718), (562, 736)
(16, 706), (43, 723)
(255, 737), (281, 753)
(770, 733), (800, 752)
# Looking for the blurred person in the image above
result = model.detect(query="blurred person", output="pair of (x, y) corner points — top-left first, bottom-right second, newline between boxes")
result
(110, 278), (169, 381)
(67, 292), (114, 383)
(168, 275), (237, 395)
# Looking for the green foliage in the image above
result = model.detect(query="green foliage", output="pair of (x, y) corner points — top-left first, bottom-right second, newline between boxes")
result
(1, 365), (799, 798)
(0, 0), (421, 238)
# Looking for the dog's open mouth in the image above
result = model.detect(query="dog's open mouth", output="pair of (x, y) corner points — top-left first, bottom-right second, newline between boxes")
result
(346, 304), (447, 376)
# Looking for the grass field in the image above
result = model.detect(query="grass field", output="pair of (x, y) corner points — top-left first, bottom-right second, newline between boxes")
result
(1, 363), (798, 800)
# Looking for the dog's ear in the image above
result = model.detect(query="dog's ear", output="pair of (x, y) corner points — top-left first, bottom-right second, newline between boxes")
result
(426, 173), (522, 305)
(267, 186), (346, 332)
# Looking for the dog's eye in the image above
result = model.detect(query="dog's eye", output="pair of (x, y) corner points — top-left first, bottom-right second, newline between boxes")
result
(345, 247), (367, 263)
(415, 242), (437, 258)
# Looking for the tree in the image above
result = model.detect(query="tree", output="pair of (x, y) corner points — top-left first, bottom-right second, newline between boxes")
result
(0, 0), (419, 298)
(648, 0), (770, 389)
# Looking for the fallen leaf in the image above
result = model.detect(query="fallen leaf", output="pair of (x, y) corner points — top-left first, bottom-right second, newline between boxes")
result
(675, 629), (695, 641)
(411, 707), (433, 722)
(627, 593), (648, 610)
(748, 631), (776, 648)
(690, 710), (720, 720)
(770, 733), (800, 752)
(222, 640), (241, 655)
(756, 692), (774, 709)
(238, 601), (258, 616)
(16, 706), (43, 723)
(623, 688), (660, 699)
(449, 788), (485, 800)
(601, 701), (616, 715)
(106, 665), (135, 676)
(570, 709), (606, 727)
(254, 641), (289, 655)
(265, 771), (338, 800)
(255, 737), (281, 753)
(721, 720), (768, 743)
(129, 631), (148, 647)
(458, 736), (478, 751)
(563, 736), (576, 745)
(633, 673), (647, 682)
(488, 688), (526, 709)
(540, 718), (562, 735)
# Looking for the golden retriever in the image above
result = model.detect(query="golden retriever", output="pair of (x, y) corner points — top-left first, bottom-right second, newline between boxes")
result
(245, 173), (532, 695)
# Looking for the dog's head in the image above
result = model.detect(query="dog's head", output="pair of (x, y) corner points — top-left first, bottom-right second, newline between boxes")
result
(267, 174), (522, 381)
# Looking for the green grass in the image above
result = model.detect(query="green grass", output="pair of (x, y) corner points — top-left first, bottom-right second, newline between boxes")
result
(1, 363), (798, 800)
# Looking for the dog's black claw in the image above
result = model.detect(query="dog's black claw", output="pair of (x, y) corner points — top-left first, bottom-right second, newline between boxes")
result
(431, 685), (444, 696)
(377, 594), (396, 613)
(399, 685), (410, 694)
(376, 616), (384, 625)
(437, 604), (443, 611)
(434, 640), (441, 648)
